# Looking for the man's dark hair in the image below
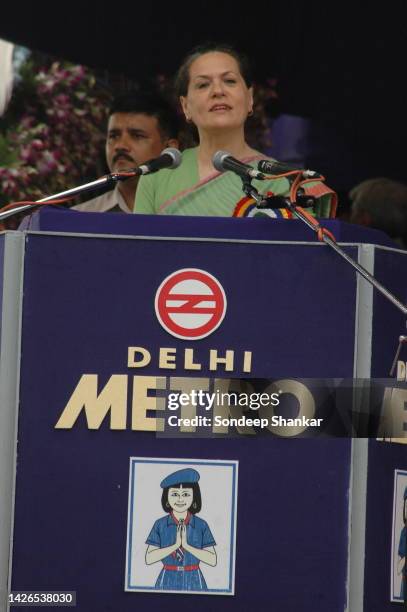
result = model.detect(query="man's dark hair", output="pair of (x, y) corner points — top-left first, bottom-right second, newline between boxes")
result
(175, 42), (253, 97)
(350, 177), (407, 247)
(109, 91), (179, 139)
(161, 482), (202, 514)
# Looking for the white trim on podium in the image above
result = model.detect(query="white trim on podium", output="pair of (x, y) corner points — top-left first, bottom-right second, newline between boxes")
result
(0, 232), (25, 612)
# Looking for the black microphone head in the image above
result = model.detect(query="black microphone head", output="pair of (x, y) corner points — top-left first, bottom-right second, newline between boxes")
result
(161, 147), (182, 169)
(257, 159), (273, 174)
(212, 150), (230, 173)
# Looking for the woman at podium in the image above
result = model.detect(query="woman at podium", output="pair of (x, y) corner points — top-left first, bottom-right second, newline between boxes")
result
(135, 43), (336, 218)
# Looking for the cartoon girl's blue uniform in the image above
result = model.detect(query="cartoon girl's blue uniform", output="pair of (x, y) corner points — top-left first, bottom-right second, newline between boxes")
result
(399, 525), (406, 599)
(146, 513), (216, 591)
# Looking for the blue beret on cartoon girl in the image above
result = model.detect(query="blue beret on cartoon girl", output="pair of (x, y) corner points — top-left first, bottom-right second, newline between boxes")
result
(145, 467), (217, 591)
(160, 468), (200, 489)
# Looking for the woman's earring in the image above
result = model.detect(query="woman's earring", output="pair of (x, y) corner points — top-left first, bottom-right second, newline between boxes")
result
(192, 502), (197, 509)
(166, 501), (170, 508)
(185, 115), (192, 123)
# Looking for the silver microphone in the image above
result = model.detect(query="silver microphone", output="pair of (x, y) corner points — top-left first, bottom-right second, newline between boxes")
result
(212, 150), (265, 180)
(138, 148), (182, 175)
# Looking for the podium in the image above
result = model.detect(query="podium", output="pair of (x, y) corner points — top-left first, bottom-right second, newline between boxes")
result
(1, 210), (407, 610)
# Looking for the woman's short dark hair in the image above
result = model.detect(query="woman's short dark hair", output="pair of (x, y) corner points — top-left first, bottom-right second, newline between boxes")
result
(175, 42), (253, 97)
(161, 482), (202, 514)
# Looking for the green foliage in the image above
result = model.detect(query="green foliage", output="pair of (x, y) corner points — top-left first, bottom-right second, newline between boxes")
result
(0, 134), (18, 166)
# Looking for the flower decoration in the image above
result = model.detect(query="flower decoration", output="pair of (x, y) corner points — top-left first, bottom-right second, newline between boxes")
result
(0, 57), (111, 210)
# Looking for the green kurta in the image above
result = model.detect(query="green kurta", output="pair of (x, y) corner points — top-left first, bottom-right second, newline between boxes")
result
(134, 147), (336, 218)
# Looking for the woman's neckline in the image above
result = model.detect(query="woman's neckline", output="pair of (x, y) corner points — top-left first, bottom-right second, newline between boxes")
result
(191, 146), (265, 183)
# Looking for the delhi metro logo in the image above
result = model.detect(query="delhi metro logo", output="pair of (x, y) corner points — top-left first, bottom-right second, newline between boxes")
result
(155, 268), (227, 340)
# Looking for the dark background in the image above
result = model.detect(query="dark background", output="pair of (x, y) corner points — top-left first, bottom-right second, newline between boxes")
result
(1, 1), (406, 199)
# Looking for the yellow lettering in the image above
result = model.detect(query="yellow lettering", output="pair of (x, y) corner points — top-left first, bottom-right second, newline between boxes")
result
(184, 348), (202, 371)
(259, 380), (315, 437)
(159, 348), (177, 369)
(212, 379), (256, 435)
(169, 377), (209, 432)
(243, 351), (252, 373)
(131, 376), (166, 431)
(379, 387), (407, 438)
(55, 374), (127, 430)
(209, 349), (234, 372)
(127, 347), (151, 368)
(397, 361), (406, 382)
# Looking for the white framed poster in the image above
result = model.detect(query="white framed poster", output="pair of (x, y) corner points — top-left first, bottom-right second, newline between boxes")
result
(125, 457), (238, 595)
(391, 469), (407, 603)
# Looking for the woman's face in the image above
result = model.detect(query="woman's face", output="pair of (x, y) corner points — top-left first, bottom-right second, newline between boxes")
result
(168, 485), (193, 512)
(180, 51), (253, 134)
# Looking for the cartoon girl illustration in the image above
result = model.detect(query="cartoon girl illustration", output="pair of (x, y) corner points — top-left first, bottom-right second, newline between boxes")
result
(397, 486), (407, 600)
(145, 467), (217, 591)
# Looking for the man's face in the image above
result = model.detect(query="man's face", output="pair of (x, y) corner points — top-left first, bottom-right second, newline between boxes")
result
(105, 112), (167, 173)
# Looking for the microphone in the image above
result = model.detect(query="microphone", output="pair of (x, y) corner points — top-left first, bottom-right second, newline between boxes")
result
(257, 159), (321, 179)
(212, 151), (265, 180)
(138, 148), (182, 175)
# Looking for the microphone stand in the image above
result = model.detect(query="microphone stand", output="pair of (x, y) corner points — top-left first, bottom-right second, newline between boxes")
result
(284, 197), (407, 317)
(0, 171), (136, 223)
(239, 177), (407, 318)
(240, 177), (268, 206)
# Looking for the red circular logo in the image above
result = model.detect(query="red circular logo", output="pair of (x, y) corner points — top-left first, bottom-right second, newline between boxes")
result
(155, 269), (227, 340)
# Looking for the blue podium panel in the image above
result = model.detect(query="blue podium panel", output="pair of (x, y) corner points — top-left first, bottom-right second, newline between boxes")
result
(371, 246), (407, 377)
(19, 232), (358, 378)
(1, 215), (406, 611)
(11, 432), (351, 611)
(5, 230), (353, 611)
(24, 209), (407, 380)
(26, 207), (398, 248)
(363, 441), (407, 611)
